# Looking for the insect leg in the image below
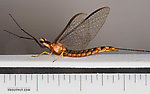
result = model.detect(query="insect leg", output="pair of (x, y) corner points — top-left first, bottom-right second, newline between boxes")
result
(53, 51), (64, 62)
(32, 51), (53, 57)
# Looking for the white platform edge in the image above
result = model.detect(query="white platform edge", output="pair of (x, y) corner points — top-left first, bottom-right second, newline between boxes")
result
(0, 54), (150, 68)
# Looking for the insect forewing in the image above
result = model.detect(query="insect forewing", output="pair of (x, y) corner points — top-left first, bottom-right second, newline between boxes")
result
(55, 13), (87, 42)
(59, 7), (110, 50)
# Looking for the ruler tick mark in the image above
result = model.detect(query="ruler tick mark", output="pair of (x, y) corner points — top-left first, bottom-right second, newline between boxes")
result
(20, 75), (22, 80)
(53, 74), (54, 80)
(42, 74), (43, 80)
(85, 75), (87, 80)
(36, 75), (38, 91)
(47, 74), (49, 83)
(4, 74), (5, 83)
(74, 75), (76, 80)
(58, 75), (60, 86)
(69, 75), (71, 83)
(96, 74), (98, 80)
(107, 75), (109, 80)
(102, 74), (103, 86)
(64, 74), (65, 80)
(80, 75), (82, 91)
(91, 75), (93, 83)
(123, 74), (125, 91)
(15, 75), (16, 86)
(129, 74), (130, 80)
(140, 74), (142, 79)
(134, 74), (136, 83)
(118, 74), (120, 80)
(9, 74), (11, 80)
(26, 75), (27, 83)
(31, 74), (33, 80)
(145, 74), (147, 86)
(113, 75), (114, 83)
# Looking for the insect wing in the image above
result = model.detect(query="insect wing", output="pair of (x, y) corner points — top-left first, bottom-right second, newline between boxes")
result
(59, 7), (110, 50)
(55, 13), (87, 42)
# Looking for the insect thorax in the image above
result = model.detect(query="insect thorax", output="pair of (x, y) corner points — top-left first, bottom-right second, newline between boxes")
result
(52, 42), (66, 54)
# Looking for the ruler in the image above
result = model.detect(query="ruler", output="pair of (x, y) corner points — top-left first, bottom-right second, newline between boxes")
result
(0, 55), (150, 94)
(0, 73), (150, 94)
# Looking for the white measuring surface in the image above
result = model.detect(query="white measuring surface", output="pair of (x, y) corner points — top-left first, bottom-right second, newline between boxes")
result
(0, 54), (150, 94)
(0, 54), (150, 68)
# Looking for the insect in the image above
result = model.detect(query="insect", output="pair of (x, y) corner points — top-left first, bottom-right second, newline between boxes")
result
(4, 7), (150, 62)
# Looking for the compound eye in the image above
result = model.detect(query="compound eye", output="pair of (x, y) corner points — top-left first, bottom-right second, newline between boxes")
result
(45, 41), (50, 44)
(40, 40), (43, 43)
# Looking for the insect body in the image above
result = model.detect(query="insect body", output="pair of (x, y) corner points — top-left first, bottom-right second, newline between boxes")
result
(40, 37), (115, 57)
(4, 7), (150, 62)
(63, 46), (115, 57)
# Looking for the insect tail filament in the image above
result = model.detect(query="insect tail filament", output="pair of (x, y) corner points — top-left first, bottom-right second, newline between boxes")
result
(114, 47), (150, 52)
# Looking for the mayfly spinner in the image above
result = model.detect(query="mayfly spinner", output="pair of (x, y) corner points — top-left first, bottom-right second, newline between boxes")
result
(4, 7), (150, 62)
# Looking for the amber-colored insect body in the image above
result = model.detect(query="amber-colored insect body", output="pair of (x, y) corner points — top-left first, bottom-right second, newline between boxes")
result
(4, 7), (150, 62)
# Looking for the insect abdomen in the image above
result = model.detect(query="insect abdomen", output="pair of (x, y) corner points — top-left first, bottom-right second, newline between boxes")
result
(63, 46), (115, 57)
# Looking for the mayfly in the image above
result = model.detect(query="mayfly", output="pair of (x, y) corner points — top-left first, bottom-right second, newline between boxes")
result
(4, 7), (150, 62)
